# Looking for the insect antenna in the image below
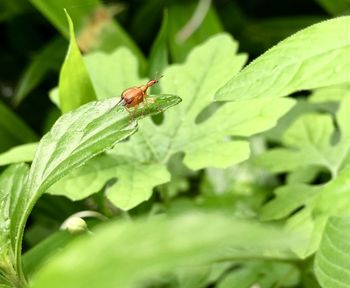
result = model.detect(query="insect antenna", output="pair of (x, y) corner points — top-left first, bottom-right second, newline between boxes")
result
(117, 97), (126, 106)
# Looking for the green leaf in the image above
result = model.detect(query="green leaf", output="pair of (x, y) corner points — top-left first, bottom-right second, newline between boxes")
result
(316, 0), (350, 15)
(218, 261), (299, 288)
(58, 11), (96, 113)
(0, 164), (29, 287)
(22, 231), (74, 276)
(0, 143), (37, 166)
(148, 11), (168, 82)
(49, 34), (294, 210)
(31, 213), (303, 288)
(260, 184), (319, 221)
(13, 37), (66, 106)
(255, 95), (350, 177)
(263, 99), (320, 143)
(0, 101), (38, 153)
(25, 95), (179, 201)
(48, 154), (170, 209)
(5, 95), (179, 284)
(315, 215), (350, 288)
(215, 17), (350, 101)
(260, 166), (350, 257)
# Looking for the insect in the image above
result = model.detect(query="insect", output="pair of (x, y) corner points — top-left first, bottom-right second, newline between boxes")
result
(118, 76), (163, 120)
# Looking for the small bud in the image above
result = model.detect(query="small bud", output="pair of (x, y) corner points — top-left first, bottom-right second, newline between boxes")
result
(61, 217), (88, 234)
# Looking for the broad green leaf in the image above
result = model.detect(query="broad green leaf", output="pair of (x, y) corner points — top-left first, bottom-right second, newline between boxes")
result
(0, 143), (37, 166)
(168, 2), (223, 62)
(316, 0), (350, 15)
(0, 164), (29, 287)
(260, 166), (350, 257)
(49, 34), (294, 210)
(7, 95), (179, 283)
(29, 0), (146, 72)
(0, 101), (38, 153)
(148, 11), (168, 84)
(315, 215), (350, 288)
(215, 17), (350, 101)
(255, 95), (350, 177)
(58, 11), (96, 113)
(31, 213), (304, 288)
(13, 37), (66, 106)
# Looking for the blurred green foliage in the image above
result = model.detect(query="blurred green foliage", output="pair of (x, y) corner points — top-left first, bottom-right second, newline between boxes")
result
(1, 0), (350, 287)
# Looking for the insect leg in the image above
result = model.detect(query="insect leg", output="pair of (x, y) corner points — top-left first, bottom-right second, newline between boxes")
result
(124, 106), (132, 114)
(145, 95), (161, 112)
(130, 104), (139, 122)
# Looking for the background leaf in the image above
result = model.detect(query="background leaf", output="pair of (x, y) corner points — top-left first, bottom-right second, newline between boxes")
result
(0, 101), (38, 153)
(148, 11), (168, 83)
(13, 37), (66, 106)
(215, 17), (350, 101)
(58, 11), (96, 113)
(218, 261), (299, 288)
(22, 231), (74, 277)
(315, 0), (350, 15)
(260, 166), (350, 257)
(0, 143), (37, 166)
(315, 215), (350, 287)
(255, 95), (350, 177)
(31, 212), (304, 288)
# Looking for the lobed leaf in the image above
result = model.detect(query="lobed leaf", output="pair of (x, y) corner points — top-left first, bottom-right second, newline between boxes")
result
(260, 166), (350, 257)
(48, 154), (170, 209)
(255, 95), (350, 177)
(215, 17), (350, 101)
(49, 34), (294, 210)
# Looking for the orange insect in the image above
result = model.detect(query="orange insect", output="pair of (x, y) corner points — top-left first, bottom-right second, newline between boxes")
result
(118, 76), (163, 120)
